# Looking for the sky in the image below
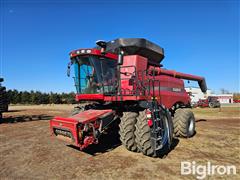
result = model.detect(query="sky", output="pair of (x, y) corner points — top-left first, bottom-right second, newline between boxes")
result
(0, 0), (239, 93)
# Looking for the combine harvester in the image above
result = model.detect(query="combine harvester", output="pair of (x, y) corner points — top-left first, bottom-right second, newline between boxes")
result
(50, 38), (207, 157)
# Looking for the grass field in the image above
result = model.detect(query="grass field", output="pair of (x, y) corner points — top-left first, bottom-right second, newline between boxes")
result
(193, 106), (240, 119)
(0, 105), (239, 179)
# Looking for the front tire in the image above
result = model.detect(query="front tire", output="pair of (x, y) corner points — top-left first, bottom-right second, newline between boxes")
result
(135, 109), (173, 157)
(173, 108), (195, 138)
(119, 112), (139, 152)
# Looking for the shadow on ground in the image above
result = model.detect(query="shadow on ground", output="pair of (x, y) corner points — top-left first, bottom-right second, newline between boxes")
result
(68, 130), (121, 156)
(1, 114), (53, 123)
(68, 132), (180, 158)
(156, 138), (180, 158)
(196, 119), (207, 123)
(5, 110), (24, 113)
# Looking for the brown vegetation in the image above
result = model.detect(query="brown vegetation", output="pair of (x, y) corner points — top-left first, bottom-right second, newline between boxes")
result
(0, 105), (239, 179)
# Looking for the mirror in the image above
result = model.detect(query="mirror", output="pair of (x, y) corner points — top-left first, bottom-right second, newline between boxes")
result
(67, 62), (71, 77)
(118, 50), (124, 65)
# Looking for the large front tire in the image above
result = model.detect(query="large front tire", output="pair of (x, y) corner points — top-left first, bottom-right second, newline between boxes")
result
(119, 112), (139, 152)
(135, 109), (173, 157)
(173, 108), (195, 138)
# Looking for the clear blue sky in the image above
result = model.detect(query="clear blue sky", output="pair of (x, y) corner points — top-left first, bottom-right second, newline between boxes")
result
(0, 0), (239, 93)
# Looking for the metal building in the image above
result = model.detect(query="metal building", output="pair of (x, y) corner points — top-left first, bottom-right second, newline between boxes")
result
(185, 87), (233, 104)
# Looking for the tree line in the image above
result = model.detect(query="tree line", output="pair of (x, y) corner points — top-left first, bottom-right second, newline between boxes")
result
(7, 90), (76, 104)
(5, 89), (240, 105)
(233, 93), (240, 101)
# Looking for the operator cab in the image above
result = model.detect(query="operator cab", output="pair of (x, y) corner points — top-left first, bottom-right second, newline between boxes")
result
(69, 49), (118, 100)
(68, 38), (166, 101)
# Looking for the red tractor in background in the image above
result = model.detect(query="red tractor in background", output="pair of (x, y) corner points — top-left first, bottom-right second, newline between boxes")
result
(196, 96), (221, 108)
(50, 38), (207, 157)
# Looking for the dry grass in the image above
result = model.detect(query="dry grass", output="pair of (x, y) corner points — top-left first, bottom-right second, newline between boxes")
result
(193, 106), (240, 119)
(0, 105), (239, 179)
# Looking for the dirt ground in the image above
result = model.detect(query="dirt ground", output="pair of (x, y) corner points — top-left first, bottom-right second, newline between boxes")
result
(0, 105), (239, 179)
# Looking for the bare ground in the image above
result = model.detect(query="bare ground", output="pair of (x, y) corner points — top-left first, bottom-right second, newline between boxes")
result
(0, 105), (239, 179)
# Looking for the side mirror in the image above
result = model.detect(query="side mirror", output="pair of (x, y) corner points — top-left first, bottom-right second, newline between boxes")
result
(118, 50), (124, 65)
(67, 62), (71, 77)
(96, 40), (107, 53)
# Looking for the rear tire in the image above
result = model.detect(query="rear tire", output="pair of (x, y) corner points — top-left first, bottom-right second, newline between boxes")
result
(135, 109), (173, 157)
(173, 108), (195, 138)
(119, 112), (139, 152)
(209, 102), (214, 108)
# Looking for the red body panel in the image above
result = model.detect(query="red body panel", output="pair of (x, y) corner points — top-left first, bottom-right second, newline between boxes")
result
(158, 91), (190, 108)
(120, 55), (148, 93)
(119, 55), (191, 108)
(68, 109), (113, 123)
(147, 75), (190, 108)
(75, 94), (104, 101)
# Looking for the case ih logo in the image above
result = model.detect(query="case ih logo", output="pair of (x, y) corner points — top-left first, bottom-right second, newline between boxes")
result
(172, 88), (181, 92)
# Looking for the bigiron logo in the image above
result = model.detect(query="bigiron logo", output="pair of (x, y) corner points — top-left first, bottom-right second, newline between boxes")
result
(181, 161), (237, 179)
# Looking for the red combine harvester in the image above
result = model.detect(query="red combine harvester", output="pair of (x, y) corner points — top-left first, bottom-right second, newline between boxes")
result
(50, 38), (207, 157)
